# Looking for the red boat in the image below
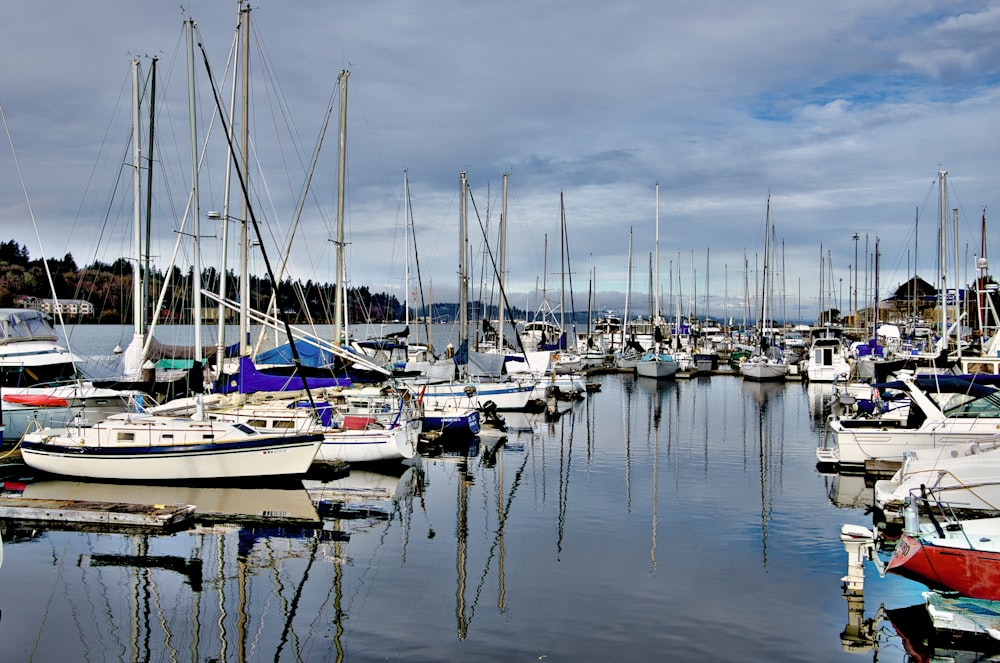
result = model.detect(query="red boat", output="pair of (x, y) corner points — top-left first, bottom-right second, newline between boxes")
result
(886, 517), (1000, 600)
(2, 393), (69, 407)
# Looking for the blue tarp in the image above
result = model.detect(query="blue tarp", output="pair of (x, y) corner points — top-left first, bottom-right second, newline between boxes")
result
(215, 356), (351, 395)
(255, 338), (336, 368)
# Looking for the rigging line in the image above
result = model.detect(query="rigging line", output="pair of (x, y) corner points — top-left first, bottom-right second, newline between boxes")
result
(466, 179), (529, 356)
(0, 101), (78, 370)
(197, 30), (320, 414)
(253, 70), (339, 352)
(405, 172), (434, 352)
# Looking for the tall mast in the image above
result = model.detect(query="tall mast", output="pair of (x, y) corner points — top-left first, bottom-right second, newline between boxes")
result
(560, 192), (567, 343)
(333, 70), (349, 345)
(939, 171), (948, 342)
(654, 182), (660, 322)
(214, 7), (243, 370)
(459, 172), (469, 350)
(131, 60), (142, 337)
(760, 195), (771, 337)
(499, 173), (508, 351)
(953, 206), (961, 349)
(144, 58), (157, 332)
(238, 5), (251, 354)
(186, 18), (202, 364)
(403, 169), (411, 330)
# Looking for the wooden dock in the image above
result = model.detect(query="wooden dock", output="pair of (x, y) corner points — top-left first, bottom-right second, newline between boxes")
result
(0, 497), (195, 529)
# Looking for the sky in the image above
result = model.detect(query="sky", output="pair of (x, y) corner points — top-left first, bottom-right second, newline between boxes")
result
(2, 1), (1000, 323)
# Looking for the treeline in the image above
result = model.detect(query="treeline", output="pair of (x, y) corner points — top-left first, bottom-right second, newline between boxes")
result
(0, 239), (405, 324)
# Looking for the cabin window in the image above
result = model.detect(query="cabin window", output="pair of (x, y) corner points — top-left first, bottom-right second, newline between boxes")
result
(249, 419), (268, 428)
(162, 434), (173, 440)
(117, 432), (135, 442)
(945, 391), (1000, 418)
(203, 434), (215, 440)
(274, 421), (295, 429)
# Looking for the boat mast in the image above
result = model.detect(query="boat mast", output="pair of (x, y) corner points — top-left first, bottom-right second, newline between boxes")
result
(760, 195), (771, 346)
(953, 206), (961, 351)
(560, 192), (567, 347)
(214, 8), (242, 370)
(144, 58), (157, 333)
(654, 182), (660, 325)
(624, 226), (633, 348)
(186, 18), (202, 368)
(979, 208), (988, 333)
(334, 70), (349, 345)
(499, 173), (508, 351)
(939, 170), (948, 345)
(403, 169), (411, 333)
(131, 60), (143, 339)
(238, 6), (251, 354)
(459, 172), (469, 352)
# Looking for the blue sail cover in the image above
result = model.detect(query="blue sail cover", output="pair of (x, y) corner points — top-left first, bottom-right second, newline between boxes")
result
(255, 338), (336, 368)
(215, 356), (351, 395)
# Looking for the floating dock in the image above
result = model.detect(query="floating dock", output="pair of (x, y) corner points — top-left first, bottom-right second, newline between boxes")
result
(0, 497), (195, 529)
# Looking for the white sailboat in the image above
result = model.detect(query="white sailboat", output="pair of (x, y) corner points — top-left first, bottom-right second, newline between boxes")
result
(741, 194), (788, 382)
(636, 182), (678, 379)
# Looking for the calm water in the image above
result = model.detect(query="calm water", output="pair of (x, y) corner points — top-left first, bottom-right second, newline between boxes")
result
(0, 326), (938, 661)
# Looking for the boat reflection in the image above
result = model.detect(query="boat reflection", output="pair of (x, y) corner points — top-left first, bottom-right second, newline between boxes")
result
(887, 595), (1000, 661)
(20, 478), (321, 524)
(806, 381), (835, 424)
(304, 463), (423, 521)
(0, 465), (429, 661)
(824, 472), (875, 510)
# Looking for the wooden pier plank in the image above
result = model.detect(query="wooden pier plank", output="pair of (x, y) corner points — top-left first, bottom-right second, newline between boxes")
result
(0, 497), (195, 528)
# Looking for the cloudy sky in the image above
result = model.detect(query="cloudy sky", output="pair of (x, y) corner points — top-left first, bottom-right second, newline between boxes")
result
(1, 1), (999, 323)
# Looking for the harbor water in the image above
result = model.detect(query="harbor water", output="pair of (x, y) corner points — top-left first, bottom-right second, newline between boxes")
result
(0, 326), (936, 661)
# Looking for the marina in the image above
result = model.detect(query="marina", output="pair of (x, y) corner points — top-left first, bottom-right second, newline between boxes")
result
(0, 347), (947, 662)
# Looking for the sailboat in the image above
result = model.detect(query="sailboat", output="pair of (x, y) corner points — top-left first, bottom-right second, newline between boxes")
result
(614, 227), (643, 371)
(20, 21), (327, 481)
(635, 182), (679, 379)
(740, 195), (788, 382)
(415, 172), (536, 411)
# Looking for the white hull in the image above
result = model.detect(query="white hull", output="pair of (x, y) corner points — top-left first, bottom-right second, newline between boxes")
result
(151, 392), (420, 464)
(828, 420), (1000, 468)
(874, 441), (1000, 519)
(317, 419), (420, 464)
(740, 361), (788, 381)
(21, 409), (323, 481)
(635, 358), (679, 379)
(20, 434), (322, 481)
(420, 381), (535, 410)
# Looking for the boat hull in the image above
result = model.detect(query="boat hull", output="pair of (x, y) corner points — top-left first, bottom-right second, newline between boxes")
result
(740, 362), (788, 381)
(421, 408), (481, 438)
(317, 419), (419, 464)
(420, 382), (535, 411)
(635, 355), (679, 379)
(828, 421), (1000, 469)
(20, 433), (323, 482)
(888, 531), (1000, 601)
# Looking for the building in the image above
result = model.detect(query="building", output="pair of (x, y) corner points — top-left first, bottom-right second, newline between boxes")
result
(15, 296), (95, 320)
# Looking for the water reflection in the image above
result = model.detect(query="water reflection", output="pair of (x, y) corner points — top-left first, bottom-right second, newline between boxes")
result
(0, 467), (423, 662)
(824, 472), (875, 510)
(740, 380), (786, 568)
